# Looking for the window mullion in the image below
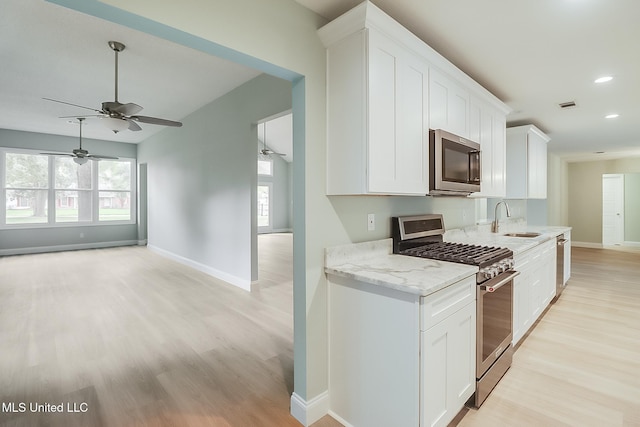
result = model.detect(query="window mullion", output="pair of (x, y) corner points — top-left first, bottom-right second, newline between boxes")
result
(93, 161), (99, 223)
(1, 151), (6, 226)
(48, 156), (55, 225)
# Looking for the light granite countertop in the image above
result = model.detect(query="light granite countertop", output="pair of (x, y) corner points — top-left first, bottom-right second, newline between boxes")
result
(325, 238), (478, 296)
(324, 222), (571, 297)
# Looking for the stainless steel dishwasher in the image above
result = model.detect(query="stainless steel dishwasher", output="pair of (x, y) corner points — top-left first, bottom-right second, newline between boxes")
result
(553, 235), (568, 302)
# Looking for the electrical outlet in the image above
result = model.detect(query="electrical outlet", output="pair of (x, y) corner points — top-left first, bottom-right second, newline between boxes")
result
(367, 213), (375, 231)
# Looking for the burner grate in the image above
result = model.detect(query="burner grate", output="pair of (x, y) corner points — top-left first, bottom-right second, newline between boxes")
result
(401, 241), (511, 267)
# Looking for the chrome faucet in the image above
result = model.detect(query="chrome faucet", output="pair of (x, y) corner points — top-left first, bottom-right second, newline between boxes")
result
(492, 201), (511, 233)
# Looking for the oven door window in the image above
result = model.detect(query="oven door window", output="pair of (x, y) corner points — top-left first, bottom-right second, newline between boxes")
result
(480, 281), (512, 365)
(442, 139), (476, 183)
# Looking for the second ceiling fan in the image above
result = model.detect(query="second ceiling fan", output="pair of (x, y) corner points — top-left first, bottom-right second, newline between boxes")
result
(44, 41), (183, 133)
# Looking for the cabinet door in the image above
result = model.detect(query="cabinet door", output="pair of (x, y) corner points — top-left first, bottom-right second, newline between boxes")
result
(469, 99), (506, 198)
(421, 302), (475, 427)
(513, 255), (533, 345)
(368, 29), (429, 194)
(527, 133), (547, 199)
(491, 114), (507, 197)
(429, 68), (469, 138)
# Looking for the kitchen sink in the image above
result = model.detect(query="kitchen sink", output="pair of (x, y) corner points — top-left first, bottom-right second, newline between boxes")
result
(503, 232), (541, 238)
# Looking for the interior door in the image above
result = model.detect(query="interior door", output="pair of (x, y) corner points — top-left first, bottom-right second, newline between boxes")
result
(602, 174), (624, 246)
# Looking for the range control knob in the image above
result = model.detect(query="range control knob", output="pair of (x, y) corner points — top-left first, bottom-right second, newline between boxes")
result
(482, 267), (498, 279)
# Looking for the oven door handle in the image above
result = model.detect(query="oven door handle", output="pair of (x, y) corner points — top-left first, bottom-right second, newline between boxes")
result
(480, 270), (520, 292)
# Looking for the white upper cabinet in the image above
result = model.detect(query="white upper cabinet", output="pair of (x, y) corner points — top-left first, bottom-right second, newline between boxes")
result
(469, 97), (506, 198)
(321, 26), (429, 195)
(506, 125), (550, 199)
(319, 1), (509, 196)
(429, 68), (470, 138)
(367, 29), (430, 194)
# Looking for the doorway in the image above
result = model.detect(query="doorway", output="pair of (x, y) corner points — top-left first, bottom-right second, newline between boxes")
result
(602, 174), (624, 246)
(257, 182), (273, 233)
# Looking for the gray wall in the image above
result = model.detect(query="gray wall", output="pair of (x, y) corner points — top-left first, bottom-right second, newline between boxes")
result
(0, 129), (138, 255)
(137, 74), (292, 287)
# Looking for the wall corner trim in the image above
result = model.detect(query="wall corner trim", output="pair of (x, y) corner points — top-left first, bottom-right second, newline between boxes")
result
(290, 391), (329, 427)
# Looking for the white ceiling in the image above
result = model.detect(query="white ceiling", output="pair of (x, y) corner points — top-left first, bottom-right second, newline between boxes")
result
(294, 0), (640, 161)
(0, 0), (261, 144)
(2, 0), (639, 162)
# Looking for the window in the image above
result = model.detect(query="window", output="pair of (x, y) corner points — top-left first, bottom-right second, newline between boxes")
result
(2, 148), (135, 228)
(55, 157), (93, 223)
(257, 183), (272, 232)
(5, 153), (49, 224)
(99, 160), (132, 221)
(258, 158), (273, 176)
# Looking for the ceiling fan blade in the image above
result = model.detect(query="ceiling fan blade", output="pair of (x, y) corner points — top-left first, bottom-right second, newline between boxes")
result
(261, 149), (285, 156)
(126, 119), (142, 132)
(112, 102), (143, 116)
(43, 97), (102, 113)
(87, 154), (119, 160)
(130, 115), (183, 127)
(58, 115), (106, 119)
(40, 152), (75, 157)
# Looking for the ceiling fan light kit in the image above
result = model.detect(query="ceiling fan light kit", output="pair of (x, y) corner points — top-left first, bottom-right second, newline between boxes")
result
(44, 41), (183, 134)
(41, 117), (119, 163)
(102, 116), (130, 133)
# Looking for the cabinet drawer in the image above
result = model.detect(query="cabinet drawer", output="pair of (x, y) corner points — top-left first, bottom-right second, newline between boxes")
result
(421, 276), (475, 330)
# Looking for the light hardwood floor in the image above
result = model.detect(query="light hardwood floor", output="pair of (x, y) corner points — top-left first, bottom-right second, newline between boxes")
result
(0, 234), (339, 427)
(454, 247), (640, 427)
(1, 241), (638, 427)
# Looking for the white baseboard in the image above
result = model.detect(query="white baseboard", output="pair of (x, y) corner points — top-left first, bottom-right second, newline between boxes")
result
(147, 244), (251, 291)
(574, 241), (640, 249)
(572, 241), (602, 249)
(137, 239), (148, 246)
(0, 240), (138, 257)
(290, 391), (329, 427)
(258, 228), (293, 234)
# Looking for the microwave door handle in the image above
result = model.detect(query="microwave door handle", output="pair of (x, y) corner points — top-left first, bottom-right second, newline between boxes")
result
(468, 150), (481, 183)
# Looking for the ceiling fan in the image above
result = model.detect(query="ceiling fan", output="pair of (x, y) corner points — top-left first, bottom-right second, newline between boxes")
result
(41, 118), (118, 164)
(259, 122), (284, 157)
(43, 41), (183, 133)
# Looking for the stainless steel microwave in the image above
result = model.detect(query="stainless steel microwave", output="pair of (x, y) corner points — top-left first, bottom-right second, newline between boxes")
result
(429, 129), (481, 196)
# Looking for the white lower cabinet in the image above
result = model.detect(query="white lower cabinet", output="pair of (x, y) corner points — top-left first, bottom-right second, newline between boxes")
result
(421, 301), (475, 427)
(328, 274), (476, 427)
(513, 239), (557, 345)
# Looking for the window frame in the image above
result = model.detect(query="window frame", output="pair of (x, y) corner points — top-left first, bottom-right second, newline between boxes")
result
(1, 147), (136, 229)
(258, 158), (274, 176)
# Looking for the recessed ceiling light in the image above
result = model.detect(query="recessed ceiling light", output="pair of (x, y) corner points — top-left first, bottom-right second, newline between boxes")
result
(595, 76), (613, 83)
(605, 114), (619, 119)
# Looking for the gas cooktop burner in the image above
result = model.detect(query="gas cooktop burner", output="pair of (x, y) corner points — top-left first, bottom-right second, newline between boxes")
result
(391, 214), (514, 275)
(400, 241), (512, 268)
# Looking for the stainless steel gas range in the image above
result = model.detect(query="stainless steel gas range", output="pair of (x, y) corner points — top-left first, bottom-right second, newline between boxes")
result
(392, 214), (519, 407)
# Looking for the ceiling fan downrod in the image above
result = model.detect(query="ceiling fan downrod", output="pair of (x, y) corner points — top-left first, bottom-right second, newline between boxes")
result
(108, 41), (125, 104)
(78, 117), (85, 150)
